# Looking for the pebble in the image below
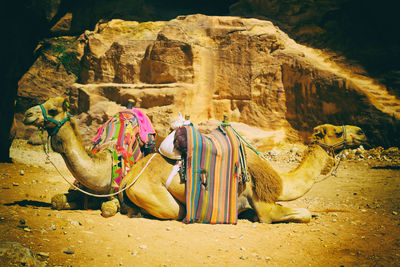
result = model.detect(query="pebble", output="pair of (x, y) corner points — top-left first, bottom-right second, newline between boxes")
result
(69, 219), (81, 226)
(139, 245), (147, 249)
(63, 248), (74, 255)
(37, 252), (49, 258)
(20, 170), (24, 175)
(166, 227), (172, 231)
(12, 182), (19, 186)
(392, 211), (398, 215)
(240, 255), (248, 260)
(49, 225), (56, 230)
(131, 250), (138, 256)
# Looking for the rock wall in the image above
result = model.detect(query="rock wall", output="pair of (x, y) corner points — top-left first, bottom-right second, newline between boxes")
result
(16, 15), (400, 149)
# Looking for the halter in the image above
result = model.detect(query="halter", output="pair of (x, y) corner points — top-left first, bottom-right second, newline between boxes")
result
(39, 103), (73, 136)
(312, 125), (348, 156)
(38, 103), (73, 153)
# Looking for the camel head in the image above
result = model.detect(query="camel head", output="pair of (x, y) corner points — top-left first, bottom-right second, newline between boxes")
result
(310, 124), (367, 152)
(23, 97), (72, 135)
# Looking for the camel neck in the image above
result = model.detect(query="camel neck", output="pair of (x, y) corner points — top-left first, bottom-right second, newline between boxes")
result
(50, 121), (112, 192)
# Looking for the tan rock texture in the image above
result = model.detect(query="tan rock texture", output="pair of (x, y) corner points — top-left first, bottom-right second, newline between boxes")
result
(17, 15), (400, 148)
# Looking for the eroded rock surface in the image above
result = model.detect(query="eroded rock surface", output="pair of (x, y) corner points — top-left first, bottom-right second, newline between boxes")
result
(16, 15), (400, 148)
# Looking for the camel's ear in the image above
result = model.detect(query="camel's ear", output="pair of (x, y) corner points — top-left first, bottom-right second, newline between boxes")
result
(62, 98), (70, 112)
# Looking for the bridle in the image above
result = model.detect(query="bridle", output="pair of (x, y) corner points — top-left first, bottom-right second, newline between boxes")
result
(38, 103), (73, 137)
(312, 125), (348, 156)
(38, 103), (73, 153)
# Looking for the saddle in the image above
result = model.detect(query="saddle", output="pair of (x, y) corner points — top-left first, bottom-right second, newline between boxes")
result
(90, 109), (156, 192)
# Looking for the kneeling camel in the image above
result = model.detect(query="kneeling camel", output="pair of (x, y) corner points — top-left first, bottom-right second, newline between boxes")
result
(23, 97), (367, 223)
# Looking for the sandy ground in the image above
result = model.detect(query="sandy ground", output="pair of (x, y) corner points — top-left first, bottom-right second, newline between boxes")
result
(1, 139), (400, 266)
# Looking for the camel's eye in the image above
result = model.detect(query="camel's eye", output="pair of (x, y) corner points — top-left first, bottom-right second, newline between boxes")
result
(357, 129), (364, 136)
(48, 109), (58, 117)
(314, 132), (323, 139)
(335, 131), (343, 137)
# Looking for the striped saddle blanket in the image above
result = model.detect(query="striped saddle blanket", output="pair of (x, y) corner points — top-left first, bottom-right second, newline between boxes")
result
(183, 124), (247, 224)
(90, 109), (155, 191)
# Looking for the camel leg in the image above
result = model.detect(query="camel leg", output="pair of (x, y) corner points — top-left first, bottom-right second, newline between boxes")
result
(125, 181), (185, 220)
(251, 200), (311, 223)
(51, 190), (83, 210)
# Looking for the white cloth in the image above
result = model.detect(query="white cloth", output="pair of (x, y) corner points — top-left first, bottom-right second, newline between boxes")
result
(165, 161), (182, 189)
(158, 130), (182, 160)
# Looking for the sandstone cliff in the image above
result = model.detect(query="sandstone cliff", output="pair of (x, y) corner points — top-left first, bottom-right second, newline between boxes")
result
(16, 15), (400, 149)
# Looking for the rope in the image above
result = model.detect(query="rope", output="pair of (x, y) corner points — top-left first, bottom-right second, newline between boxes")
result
(220, 122), (263, 156)
(314, 150), (344, 183)
(42, 141), (156, 198)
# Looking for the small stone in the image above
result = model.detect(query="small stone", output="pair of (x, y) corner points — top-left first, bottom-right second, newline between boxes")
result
(37, 252), (50, 258)
(240, 247), (246, 251)
(13, 182), (19, 186)
(240, 255), (248, 260)
(264, 256), (272, 261)
(128, 233), (133, 237)
(24, 227), (31, 232)
(63, 248), (74, 255)
(229, 236), (236, 239)
(392, 211), (398, 215)
(69, 220), (81, 226)
(20, 170), (24, 175)
(139, 245), (147, 249)
(131, 250), (138, 256)
(166, 227), (172, 231)
(49, 224), (56, 230)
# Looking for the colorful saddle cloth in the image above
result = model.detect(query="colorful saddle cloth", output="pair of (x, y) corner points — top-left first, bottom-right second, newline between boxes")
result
(183, 123), (247, 224)
(90, 109), (155, 192)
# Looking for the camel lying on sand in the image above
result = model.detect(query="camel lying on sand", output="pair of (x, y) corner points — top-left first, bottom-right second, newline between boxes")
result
(23, 97), (367, 223)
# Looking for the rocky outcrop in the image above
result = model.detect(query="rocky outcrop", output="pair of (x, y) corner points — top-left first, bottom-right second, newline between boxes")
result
(16, 15), (400, 149)
(230, 0), (400, 95)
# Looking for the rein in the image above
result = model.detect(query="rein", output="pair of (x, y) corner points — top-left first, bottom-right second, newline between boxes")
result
(42, 148), (156, 198)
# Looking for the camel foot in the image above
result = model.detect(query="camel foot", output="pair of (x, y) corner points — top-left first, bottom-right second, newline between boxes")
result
(276, 208), (311, 223)
(51, 194), (78, 210)
(101, 198), (120, 218)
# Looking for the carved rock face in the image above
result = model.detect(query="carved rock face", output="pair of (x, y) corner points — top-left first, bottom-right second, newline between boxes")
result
(17, 15), (400, 148)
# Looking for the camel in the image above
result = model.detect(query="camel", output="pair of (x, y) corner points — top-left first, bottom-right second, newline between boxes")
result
(23, 97), (368, 223)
